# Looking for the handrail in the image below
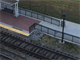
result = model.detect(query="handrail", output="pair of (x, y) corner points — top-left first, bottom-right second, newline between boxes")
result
(1, 4), (61, 26)
(29, 23), (80, 45)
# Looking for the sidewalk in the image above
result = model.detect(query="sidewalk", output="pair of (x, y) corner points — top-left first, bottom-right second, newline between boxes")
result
(0, 10), (80, 44)
(1, 4), (80, 38)
(27, 14), (80, 45)
(39, 20), (80, 37)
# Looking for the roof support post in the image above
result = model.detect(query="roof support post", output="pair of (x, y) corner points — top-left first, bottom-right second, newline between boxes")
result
(0, 1), (1, 11)
(14, 2), (19, 17)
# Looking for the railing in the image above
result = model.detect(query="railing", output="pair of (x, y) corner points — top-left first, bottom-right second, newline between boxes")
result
(1, 4), (60, 26)
(18, 1), (80, 24)
(1, 4), (80, 45)
(29, 23), (80, 45)
(19, 7), (60, 26)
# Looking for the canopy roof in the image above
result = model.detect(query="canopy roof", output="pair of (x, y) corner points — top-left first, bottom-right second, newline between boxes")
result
(0, 0), (19, 6)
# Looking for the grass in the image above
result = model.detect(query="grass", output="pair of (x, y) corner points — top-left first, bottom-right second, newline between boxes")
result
(30, 34), (80, 58)
(48, 36), (52, 40)
(19, 0), (80, 24)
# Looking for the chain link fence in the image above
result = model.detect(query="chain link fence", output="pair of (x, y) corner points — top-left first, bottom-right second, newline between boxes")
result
(19, 1), (80, 24)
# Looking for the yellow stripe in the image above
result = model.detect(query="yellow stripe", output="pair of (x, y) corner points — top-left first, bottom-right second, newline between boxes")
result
(0, 24), (30, 36)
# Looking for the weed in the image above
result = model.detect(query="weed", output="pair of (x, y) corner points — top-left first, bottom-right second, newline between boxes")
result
(32, 4), (35, 7)
(55, 38), (59, 42)
(43, 34), (46, 37)
(37, 4), (41, 7)
(68, 4), (71, 6)
(19, 1), (80, 24)
(40, 37), (43, 40)
(45, 40), (47, 42)
(48, 36), (52, 40)
(30, 34), (80, 58)
(65, 42), (77, 49)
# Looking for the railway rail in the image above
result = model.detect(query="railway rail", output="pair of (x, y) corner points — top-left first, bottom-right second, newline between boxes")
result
(0, 47), (27, 60)
(0, 53), (14, 60)
(0, 31), (78, 60)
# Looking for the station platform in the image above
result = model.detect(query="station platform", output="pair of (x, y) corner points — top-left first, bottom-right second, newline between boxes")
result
(0, 23), (30, 36)
(0, 11), (40, 36)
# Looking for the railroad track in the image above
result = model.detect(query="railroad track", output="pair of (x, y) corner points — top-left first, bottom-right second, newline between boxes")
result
(0, 43), (39, 60)
(0, 31), (78, 60)
(0, 47), (27, 60)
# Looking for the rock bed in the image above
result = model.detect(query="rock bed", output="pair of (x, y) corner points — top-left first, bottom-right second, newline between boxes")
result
(29, 29), (43, 41)
(0, 27), (41, 60)
(0, 44), (40, 60)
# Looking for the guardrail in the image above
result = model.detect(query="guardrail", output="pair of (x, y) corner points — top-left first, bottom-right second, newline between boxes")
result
(29, 23), (80, 45)
(1, 4), (60, 26)
(18, 7), (60, 26)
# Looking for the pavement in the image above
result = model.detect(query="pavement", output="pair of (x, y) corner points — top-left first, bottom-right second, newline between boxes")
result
(0, 10), (80, 45)
(0, 11), (40, 31)
(1, 4), (80, 38)
(20, 10), (80, 37)
(39, 20), (80, 37)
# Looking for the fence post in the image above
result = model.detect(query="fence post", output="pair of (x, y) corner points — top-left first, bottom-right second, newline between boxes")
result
(45, 5), (46, 14)
(34, 23), (35, 29)
(31, 12), (32, 17)
(30, 1), (31, 10)
(61, 9), (63, 19)
(37, 14), (38, 19)
(47, 28), (49, 34)
(79, 14), (80, 24)
(72, 36), (73, 42)
(41, 25), (42, 32)
(43, 15), (45, 21)
(25, 10), (26, 16)
(51, 18), (52, 24)
(54, 30), (56, 37)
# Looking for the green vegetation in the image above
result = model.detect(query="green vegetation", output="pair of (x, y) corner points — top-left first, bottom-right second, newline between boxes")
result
(19, 0), (80, 24)
(30, 34), (80, 58)
(48, 36), (52, 40)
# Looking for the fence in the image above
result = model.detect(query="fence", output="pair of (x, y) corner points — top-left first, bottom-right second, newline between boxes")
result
(29, 23), (80, 45)
(18, 1), (80, 24)
(1, 3), (60, 26)
(1, 4), (80, 45)
(1, 1), (80, 24)
(19, 7), (60, 26)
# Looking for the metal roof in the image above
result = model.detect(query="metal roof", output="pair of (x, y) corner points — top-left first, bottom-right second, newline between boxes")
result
(0, 0), (19, 6)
